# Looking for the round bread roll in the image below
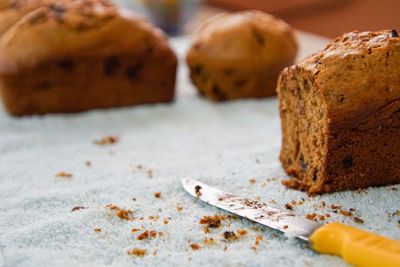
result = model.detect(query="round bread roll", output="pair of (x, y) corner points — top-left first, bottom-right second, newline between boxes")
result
(186, 11), (298, 101)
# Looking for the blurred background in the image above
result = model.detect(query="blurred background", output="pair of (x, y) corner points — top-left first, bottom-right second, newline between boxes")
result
(116, 0), (399, 37)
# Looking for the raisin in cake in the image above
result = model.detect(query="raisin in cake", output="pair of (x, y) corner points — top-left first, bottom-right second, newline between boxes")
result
(0, 0), (177, 116)
(278, 29), (400, 194)
(186, 11), (297, 101)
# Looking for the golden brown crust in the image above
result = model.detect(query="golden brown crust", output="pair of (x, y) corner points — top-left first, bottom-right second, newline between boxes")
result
(0, 0), (177, 115)
(278, 29), (400, 194)
(299, 30), (400, 126)
(186, 11), (298, 101)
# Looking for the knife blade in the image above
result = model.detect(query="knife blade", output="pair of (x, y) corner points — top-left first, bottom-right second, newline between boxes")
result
(182, 178), (400, 267)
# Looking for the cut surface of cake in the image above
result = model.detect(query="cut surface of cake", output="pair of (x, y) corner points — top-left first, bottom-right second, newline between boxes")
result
(278, 29), (400, 194)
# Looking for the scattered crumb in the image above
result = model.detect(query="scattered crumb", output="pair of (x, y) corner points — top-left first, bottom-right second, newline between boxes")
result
(147, 169), (153, 178)
(339, 209), (353, 217)
(176, 205), (183, 212)
(237, 229), (248, 236)
(94, 228), (101, 232)
(85, 161), (91, 166)
(137, 231), (149, 240)
(306, 213), (317, 221)
(116, 210), (132, 220)
(331, 205), (342, 210)
(55, 172), (73, 178)
(137, 230), (158, 240)
(349, 208), (356, 212)
(251, 235), (263, 251)
(284, 203), (293, 210)
(131, 228), (140, 233)
(251, 226), (260, 232)
(195, 185), (202, 197)
(222, 231), (238, 241)
(154, 192), (161, 198)
(249, 179), (256, 185)
(199, 215), (226, 229)
(353, 217), (364, 224)
(163, 218), (170, 224)
(136, 164), (143, 170)
(283, 225), (289, 230)
(106, 204), (133, 220)
(190, 243), (201, 250)
(204, 237), (216, 245)
(128, 248), (146, 257)
(149, 230), (157, 238)
(94, 135), (119, 145)
(71, 206), (86, 212)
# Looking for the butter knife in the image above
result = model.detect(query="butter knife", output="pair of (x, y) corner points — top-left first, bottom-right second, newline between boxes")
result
(182, 178), (400, 267)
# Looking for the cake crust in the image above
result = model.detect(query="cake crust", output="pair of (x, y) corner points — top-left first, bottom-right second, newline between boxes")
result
(186, 11), (298, 101)
(278, 30), (400, 194)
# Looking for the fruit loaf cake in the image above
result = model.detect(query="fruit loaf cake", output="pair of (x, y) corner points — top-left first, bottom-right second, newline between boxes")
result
(278, 29), (400, 194)
(186, 11), (298, 101)
(0, 0), (177, 115)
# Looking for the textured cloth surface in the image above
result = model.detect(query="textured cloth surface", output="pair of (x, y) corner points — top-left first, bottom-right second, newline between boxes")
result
(1, 32), (400, 267)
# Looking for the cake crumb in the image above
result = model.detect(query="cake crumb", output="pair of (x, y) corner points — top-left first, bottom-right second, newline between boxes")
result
(128, 248), (146, 257)
(85, 161), (91, 166)
(71, 206), (86, 212)
(190, 243), (201, 250)
(163, 218), (170, 224)
(131, 228), (140, 233)
(306, 213), (317, 221)
(149, 230), (157, 238)
(147, 169), (153, 178)
(195, 185), (202, 197)
(222, 231), (238, 241)
(339, 209), (353, 217)
(249, 178), (256, 185)
(137, 231), (149, 240)
(154, 192), (161, 198)
(55, 172), (73, 178)
(116, 210), (132, 220)
(199, 215), (226, 229)
(177, 205), (183, 212)
(204, 237), (216, 245)
(106, 204), (133, 220)
(251, 235), (263, 251)
(94, 228), (101, 232)
(135, 164), (143, 170)
(284, 203), (293, 210)
(94, 135), (119, 145)
(237, 229), (248, 236)
(353, 217), (364, 224)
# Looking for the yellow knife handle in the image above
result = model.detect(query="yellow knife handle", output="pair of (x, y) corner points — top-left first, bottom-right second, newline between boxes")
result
(310, 222), (400, 267)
